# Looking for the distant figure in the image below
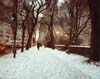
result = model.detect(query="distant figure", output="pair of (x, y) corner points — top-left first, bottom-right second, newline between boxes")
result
(37, 42), (42, 50)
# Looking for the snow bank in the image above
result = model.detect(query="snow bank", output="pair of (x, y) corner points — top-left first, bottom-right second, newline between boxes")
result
(70, 45), (90, 48)
(0, 46), (100, 79)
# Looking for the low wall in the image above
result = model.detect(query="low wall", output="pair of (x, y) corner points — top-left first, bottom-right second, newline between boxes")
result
(69, 45), (90, 57)
(55, 45), (66, 50)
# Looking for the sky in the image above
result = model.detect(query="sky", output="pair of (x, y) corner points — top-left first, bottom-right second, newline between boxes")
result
(58, 0), (64, 6)
(58, 0), (64, 3)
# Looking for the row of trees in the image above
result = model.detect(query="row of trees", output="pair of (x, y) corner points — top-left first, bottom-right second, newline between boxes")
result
(57, 0), (100, 61)
(58, 0), (90, 46)
(0, 0), (58, 58)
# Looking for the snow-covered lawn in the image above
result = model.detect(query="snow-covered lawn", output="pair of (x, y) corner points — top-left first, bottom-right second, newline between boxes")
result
(0, 46), (100, 79)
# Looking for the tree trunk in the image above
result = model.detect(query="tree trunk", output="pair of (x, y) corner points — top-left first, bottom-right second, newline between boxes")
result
(49, 13), (55, 49)
(50, 27), (55, 49)
(25, 21), (37, 50)
(13, 31), (17, 58)
(21, 23), (26, 52)
(13, 0), (18, 58)
(89, 0), (100, 61)
(26, 29), (34, 50)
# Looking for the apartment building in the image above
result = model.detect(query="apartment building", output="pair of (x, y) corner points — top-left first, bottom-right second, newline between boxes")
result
(0, 21), (12, 45)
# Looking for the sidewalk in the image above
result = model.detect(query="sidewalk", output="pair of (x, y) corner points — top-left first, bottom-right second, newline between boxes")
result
(0, 46), (99, 79)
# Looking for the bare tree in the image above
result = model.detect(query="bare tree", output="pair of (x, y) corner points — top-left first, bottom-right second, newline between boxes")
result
(58, 0), (90, 46)
(12, 0), (18, 58)
(0, 0), (18, 58)
(23, 0), (52, 50)
(44, 0), (58, 49)
(19, 0), (33, 52)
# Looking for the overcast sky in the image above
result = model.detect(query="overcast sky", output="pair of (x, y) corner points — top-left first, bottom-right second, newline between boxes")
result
(58, 0), (64, 3)
(58, 0), (64, 6)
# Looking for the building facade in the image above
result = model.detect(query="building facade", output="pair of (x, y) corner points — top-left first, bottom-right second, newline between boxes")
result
(0, 21), (12, 45)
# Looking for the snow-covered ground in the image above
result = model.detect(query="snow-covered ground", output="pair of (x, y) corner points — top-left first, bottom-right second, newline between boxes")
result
(0, 46), (100, 79)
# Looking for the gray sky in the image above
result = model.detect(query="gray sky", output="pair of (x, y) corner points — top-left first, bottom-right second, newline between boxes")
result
(58, 0), (64, 3)
(58, 0), (64, 6)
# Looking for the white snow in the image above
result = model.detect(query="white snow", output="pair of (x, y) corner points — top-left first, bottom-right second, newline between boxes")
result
(55, 44), (66, 47)
(0, 46), (100, 79)
(70, 45), (90, 48)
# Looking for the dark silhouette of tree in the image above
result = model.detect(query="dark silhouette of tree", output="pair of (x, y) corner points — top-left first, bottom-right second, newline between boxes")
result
(88, 0), (100, 61)
(23, 0), (52, 50)
(44, 0), (58, 49)
(19, 0), (34, 52)
(0, 0), (18, 58)
(12, 0), (18, 58)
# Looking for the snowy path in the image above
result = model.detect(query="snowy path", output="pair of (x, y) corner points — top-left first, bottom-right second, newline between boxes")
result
(0, 46), (100, 79)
